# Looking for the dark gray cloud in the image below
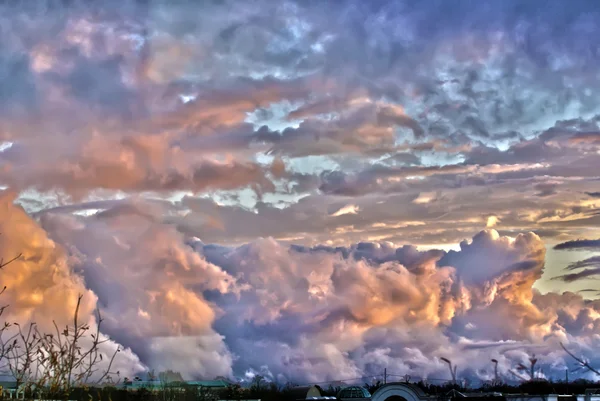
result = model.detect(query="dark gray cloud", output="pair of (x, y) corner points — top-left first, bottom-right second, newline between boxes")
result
(565, 256), (600, 271)
(47, 51), (137, 117)
(552, 267), (600, 283)
(554, 238), (600, 250)
(0, 52), (38, 116)
(533, 182), (559, 197)
(551, 256), (600, 283)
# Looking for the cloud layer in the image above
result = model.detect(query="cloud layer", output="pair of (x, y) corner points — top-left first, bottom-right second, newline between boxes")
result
(3, 197), (600, 384)
(0, 0), (599, 385)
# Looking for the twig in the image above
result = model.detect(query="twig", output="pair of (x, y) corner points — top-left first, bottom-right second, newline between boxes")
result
(0, 253), (22, 269)
(560, 342), (600, 376)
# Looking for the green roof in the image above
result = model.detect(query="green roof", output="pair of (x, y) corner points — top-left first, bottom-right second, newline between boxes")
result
(337, 386), (372, 399)
(123, 381), (163, 389)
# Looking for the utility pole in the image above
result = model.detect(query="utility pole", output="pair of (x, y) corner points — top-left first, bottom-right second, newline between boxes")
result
(441, 358), (457, 386)
(491, 359), (499, 385)
(529, 355), (538, 381)
(384, 368), (387, 384)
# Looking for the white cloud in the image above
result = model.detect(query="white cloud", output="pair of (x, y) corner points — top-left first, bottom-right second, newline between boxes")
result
(331, 204), (360, 216)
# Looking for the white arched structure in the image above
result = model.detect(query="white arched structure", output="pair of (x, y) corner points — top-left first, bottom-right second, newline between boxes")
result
(371, 383), (430, 401)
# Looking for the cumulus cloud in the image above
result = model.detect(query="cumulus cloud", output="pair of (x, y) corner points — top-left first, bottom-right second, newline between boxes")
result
(486, 215), (500, 228)
(38, 202), (240, 379)
(0, 193), (144, 380)
(3, 189), (600, 383)
(192, 229), (597, 382)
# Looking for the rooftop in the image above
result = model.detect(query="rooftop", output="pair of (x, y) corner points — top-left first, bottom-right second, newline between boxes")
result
(337, 386), (372, 399)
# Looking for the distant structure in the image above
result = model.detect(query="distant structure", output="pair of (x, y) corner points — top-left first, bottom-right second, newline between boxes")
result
(370, 383), (429, 401)
(121, 379), (231, 391)
(338, 386), (372, 401)
(288, 385), (336, 400)
(0, 380), (23, 400)
(353, 383), (600, 401)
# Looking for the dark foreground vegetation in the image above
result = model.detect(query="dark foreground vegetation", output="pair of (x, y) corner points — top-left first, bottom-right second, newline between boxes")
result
(37, 378), (595, 401)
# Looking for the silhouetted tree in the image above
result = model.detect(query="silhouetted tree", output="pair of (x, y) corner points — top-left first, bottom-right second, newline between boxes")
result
(250, 374), (266, 391)
(364, 380), (383, 394)
(222, 383), (244, 400)
(159, 370), (185, 384)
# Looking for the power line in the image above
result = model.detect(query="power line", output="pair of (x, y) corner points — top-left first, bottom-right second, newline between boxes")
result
(295, 374), (384, 387)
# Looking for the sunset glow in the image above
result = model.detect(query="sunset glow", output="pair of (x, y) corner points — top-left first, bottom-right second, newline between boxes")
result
(0, 0), (600, 386)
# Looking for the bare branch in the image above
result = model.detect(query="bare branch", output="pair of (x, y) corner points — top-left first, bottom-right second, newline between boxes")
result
(560, 342), (600, 376)
(0, 253), (22, 269)
(508, 369), (529, 382)
(1, 293), (121, 397)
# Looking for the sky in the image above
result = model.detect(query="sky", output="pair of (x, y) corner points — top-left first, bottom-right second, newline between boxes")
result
(0, 0), (600, 386)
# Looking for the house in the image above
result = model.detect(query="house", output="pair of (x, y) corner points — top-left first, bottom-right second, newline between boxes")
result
(0, 380), (24, 399)
(287, 385), (336, 400)
(186, 380), (232, 389)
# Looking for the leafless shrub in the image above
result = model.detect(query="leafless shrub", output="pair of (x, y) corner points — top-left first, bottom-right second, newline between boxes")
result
(0, 251), (21, 366)
(1, 294), (121, 397)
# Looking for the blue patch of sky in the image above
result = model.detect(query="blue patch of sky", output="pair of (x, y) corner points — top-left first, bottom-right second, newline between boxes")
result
(72, 209), (103, 217)
(196, 183), (310, 211)
(245, 98), (343, 187)
(179, 94), (197, 104)
(283, 154), (340, 175)
(201, 94), (339, 210)
(245, 100), (303, 132)
(15, 189), (64, 213)
(420, 152), (465, 167)
(15, 188), (131, 214)
(268, 8), (309, 53)
(262, 192), (310, 209)
(200, 187), (257, 210)
(390, 125), (467, 167)
(535, 245), (600, 297)
(0, 141), (13, 152)
(167, 191), (195, 203)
